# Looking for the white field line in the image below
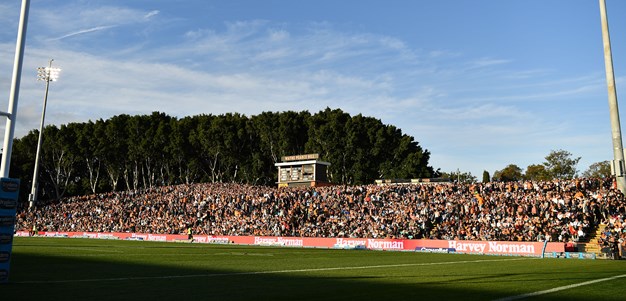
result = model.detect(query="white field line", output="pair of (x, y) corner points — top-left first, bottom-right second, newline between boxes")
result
(32, 252), (273, 257)
(16, 257), (531, 284)
(493, 273), (626, 301)
(57, 247), (125, 253)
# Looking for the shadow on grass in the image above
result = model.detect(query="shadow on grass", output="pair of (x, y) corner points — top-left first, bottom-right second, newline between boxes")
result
(3, 241), (625, 301)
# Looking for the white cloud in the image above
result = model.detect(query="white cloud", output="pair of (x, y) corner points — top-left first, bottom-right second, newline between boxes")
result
(49, 25), (118, 41)
(467, 57), (511, 68)
(144, 10), (159, 20)
(30, 4), (160, 44)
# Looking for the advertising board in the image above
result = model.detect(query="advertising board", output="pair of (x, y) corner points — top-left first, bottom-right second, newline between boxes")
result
(0, 178), (19, 283)
(14, 230), (565, 257)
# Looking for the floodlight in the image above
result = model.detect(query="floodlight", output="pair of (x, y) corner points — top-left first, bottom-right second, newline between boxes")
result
(37, 66), (61, 82)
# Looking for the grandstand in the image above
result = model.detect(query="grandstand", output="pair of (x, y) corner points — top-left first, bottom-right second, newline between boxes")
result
(13, 177), (626, 259)
(6, 177), (626, 300)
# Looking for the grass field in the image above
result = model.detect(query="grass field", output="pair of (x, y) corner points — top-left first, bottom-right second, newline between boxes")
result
(3, 237), (626, 300)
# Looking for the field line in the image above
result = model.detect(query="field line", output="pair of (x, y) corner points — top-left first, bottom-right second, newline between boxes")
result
(16, 257), (531, 284)
(493, 273), (626, 301)
(58, 247), (125, 253)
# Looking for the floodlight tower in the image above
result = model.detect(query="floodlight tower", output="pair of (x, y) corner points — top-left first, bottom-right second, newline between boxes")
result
(28, 59), (61, 209)
(599, 0), (626, 194)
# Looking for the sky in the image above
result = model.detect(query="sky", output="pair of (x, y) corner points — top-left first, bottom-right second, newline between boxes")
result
(1, 0), (626, 180)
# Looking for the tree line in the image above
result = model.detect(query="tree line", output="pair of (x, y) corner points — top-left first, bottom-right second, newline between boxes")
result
(9, 108), (435, 203)
(440, 150), (611, 183)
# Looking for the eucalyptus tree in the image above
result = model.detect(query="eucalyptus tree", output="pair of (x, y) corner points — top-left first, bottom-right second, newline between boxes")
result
(374, 125), (431, 180)
(249, 111), (281, 184)
(344, 114), (379, 184)
(10, 130), (38, 201)
(189, 114), (222, 182)
(144, 112), (173, 187)
(40, 124), (77, 199)
(219, 113), (253, 182)
(9, 109), (438, 201)
(102, 114), (130, 191)
(251, 111), (281, 164)
(74, 120), (102, 194)
(278, 111), (309, 157)
(125, 114), (152, 190)
(306, 108), (351, 184)
(168, 116), (200, 184)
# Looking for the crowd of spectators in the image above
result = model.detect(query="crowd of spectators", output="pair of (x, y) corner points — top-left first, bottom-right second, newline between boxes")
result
(598, 210), (625, 258)
(14, 178), (626, 249)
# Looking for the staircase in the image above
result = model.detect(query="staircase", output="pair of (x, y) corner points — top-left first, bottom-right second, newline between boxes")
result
(577, 224), (607, 258)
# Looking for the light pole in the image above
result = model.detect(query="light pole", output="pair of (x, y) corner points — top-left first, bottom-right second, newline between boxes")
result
(599, 0), (626, 194)
(0, 0), (30, 178)
(28, 59), (60, 209)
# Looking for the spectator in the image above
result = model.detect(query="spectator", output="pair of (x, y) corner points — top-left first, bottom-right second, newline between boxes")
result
(14, 178), (625, 244)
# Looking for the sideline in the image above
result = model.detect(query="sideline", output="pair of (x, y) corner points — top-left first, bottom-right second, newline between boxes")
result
(16, 257), (531, 284)
(493, 273), (626, 301)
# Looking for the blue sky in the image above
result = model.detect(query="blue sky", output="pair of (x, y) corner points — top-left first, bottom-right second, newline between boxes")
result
(1, 0), (626, 180)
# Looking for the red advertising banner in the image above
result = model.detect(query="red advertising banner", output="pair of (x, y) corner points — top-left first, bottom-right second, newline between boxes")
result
(14, 231), (565, 257)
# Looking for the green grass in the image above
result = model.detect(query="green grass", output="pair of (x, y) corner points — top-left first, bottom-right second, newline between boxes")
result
(3, 237), (626, 300)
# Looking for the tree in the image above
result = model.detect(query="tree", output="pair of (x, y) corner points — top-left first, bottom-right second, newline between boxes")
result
(305, 108), (351, 184)
(388, 134), (433, 180)
(249, 111), (310, 185)
(75, 121), (102, 194)
(11, 130), (39, 202)
(525, 164), (550, 181)
(482, 170), (490, 183)
(9, 110), (436, 201)
(40, 125), (77, 199)
(125, 115), (148, 190)
(543, 149), (580, 179)
(190, 113), (252, 183)
(278, 111), (309, 157)
(144, 112), (173, 187)
(492, 164), (523, 182)
(440, 170), (477, 183)
(101, 114), (130, 191)
(343, 114), (379, 184)
(582, 160), (611, 178)
(169, 116), (200, 184)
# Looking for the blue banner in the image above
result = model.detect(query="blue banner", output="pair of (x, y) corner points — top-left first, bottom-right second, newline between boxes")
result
(0, 178), (20, 284)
